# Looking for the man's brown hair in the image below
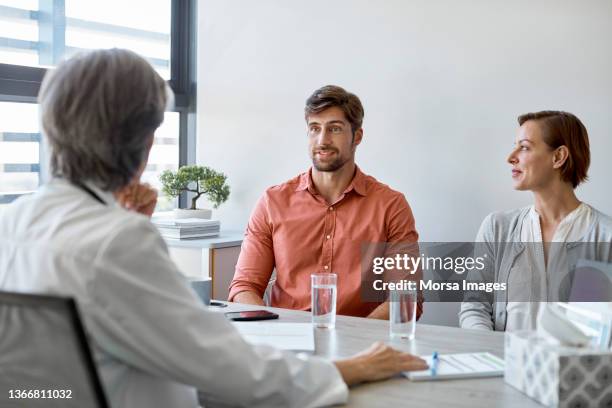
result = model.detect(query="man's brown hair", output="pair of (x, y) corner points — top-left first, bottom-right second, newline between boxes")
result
(305, 85), (364, 135)
(518, 110), (590, 188)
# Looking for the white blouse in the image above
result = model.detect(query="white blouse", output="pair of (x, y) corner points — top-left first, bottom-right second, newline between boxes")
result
(505, 203), (593, 331)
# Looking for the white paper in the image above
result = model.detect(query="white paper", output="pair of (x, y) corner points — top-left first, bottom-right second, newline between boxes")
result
(405, 352), (504, 381)
(232, 322), (315, 351)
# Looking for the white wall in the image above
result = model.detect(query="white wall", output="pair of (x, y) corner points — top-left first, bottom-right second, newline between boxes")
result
(196, 0), (612, 324)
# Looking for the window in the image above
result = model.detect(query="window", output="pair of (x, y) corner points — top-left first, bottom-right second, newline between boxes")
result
(0, 101), (39, 204)
(65, 1), (172, 79)
(0, 0), (196, 210)
(145, 112), (180, 211)
(0, 0), (170, 76)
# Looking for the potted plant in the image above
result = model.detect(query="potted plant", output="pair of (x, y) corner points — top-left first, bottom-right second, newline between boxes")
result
(160, 165), (230, 219)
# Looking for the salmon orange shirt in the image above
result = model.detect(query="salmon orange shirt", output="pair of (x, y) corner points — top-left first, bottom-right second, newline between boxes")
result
(228, 167), (423, 318)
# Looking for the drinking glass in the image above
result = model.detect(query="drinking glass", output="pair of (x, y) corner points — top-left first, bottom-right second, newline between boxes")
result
(390, 289), (417, 340)
(311, 273), (337, 329)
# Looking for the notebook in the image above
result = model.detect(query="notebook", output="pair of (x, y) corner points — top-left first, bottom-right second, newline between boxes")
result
(404, 352), (504, 381)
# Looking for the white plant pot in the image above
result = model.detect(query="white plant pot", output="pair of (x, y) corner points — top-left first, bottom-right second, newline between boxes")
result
(173, 208), (212, 219)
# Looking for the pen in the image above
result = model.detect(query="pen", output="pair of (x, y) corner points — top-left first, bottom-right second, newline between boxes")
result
(431, 351), (439, 377)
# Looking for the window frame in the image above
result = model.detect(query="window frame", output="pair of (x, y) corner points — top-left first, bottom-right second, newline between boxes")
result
(0, 0), (197, 206)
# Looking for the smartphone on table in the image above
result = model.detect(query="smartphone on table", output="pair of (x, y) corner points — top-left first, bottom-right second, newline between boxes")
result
(225, 310), (279, 321)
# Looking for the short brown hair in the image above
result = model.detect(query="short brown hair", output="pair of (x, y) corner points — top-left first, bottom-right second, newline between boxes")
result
(517, 111), (590, 188)
(305, 85), (364, 134)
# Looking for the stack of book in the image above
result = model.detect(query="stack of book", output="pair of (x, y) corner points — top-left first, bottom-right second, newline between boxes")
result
(152, 218), (221, 240)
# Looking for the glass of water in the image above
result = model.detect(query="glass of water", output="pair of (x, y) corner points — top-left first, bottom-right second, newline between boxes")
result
(311, 273), (337, 329)
(390, 289), (417, 340)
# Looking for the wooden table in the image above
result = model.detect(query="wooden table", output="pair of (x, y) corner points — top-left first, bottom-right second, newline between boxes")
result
(210, 302), (539, 408)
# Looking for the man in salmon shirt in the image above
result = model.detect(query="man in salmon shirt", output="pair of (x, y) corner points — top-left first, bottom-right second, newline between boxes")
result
(228, 85), (423, 319)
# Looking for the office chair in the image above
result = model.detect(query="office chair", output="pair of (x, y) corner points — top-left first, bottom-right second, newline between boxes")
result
(0, 291), (109, 408)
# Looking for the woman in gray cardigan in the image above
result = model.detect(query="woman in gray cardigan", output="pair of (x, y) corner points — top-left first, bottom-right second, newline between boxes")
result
(459, 111), (612, 331)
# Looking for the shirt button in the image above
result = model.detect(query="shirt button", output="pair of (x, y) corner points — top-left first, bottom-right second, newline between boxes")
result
(326, 235), (331, 239)
(324, 265), (329, 270)
(328, 207), (334, 211)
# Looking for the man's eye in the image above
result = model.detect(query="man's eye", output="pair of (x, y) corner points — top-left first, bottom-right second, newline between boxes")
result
(309, 127), (319, 133)
(520, 146), (528, 151)
(331, 127), (341, 133)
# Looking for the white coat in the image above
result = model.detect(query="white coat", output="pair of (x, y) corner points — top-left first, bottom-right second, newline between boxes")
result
(0, 178), (348, 408)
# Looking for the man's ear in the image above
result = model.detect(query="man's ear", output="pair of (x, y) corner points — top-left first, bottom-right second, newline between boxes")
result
(552, 145), (569, 169)
(352, 128), (363, 147)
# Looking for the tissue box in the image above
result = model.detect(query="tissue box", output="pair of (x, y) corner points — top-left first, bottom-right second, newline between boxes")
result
(504, 331), (612, 407)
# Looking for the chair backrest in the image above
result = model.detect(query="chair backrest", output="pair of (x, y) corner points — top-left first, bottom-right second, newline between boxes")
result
(0, 291), (109, 408)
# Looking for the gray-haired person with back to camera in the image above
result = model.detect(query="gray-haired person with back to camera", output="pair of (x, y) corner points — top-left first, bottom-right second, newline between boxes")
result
(0, 49), (426, 408)
(459, 111), (612, 332)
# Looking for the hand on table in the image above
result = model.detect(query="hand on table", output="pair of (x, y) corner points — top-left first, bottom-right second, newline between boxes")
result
(116, 182), (158, 218)
(334, 341), (428, 386)
(232, 291), (266, 306)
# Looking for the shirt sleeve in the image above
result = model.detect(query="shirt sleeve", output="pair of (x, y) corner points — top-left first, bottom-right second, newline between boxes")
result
(459, 214), (495, 331)
(384, 193), (424, 320)
(228, 195), (275, 301)
(86, 216), (348, 408)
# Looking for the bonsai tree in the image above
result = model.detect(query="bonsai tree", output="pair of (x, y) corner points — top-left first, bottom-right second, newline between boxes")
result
(160, 165), (230, 210)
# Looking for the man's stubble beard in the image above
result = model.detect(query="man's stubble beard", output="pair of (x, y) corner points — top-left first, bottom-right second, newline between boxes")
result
(312, 150), (354, 172)
(311, 138), (356, 172)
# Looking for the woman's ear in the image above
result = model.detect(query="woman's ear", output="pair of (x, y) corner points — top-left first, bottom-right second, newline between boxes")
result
(552, 145), (569, 169)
